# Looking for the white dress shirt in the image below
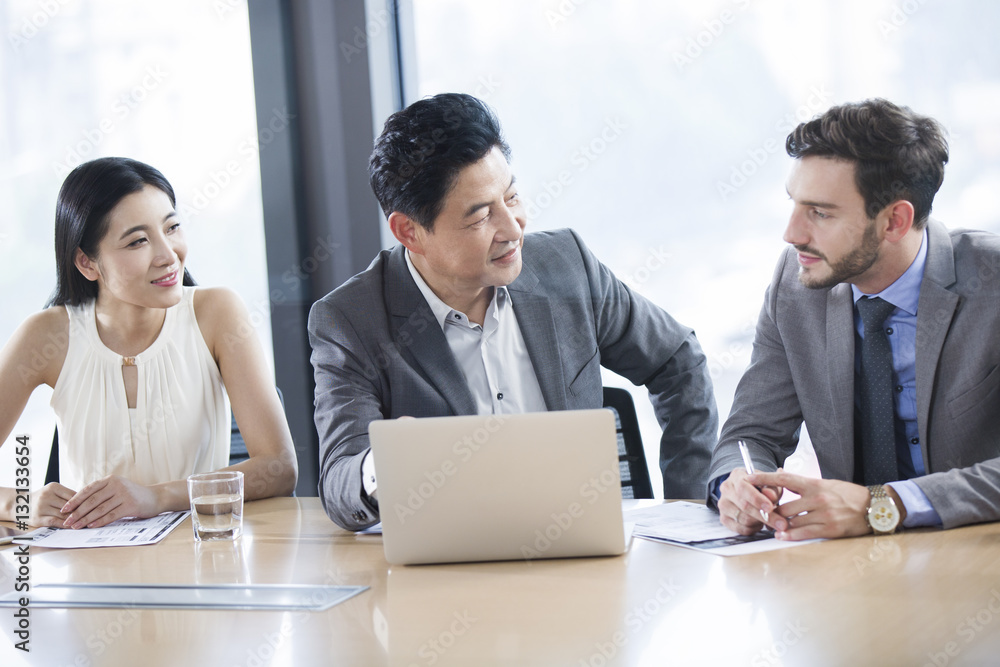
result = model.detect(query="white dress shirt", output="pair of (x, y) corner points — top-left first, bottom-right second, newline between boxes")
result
(361, 250), (547, 501)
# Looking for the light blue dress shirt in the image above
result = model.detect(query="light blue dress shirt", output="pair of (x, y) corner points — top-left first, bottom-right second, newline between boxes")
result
(851, 230), (941, 528)
(712, 230), (941, 529)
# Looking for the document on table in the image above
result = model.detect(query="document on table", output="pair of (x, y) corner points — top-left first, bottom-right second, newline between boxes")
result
(12, 511), (189, 549)
(357, 522), (382, 535)
(625, 502), (822, 556)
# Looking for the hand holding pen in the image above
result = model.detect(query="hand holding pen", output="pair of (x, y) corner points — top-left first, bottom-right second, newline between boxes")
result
(717, 439), (785, 535)
(738, 440), (769, 523)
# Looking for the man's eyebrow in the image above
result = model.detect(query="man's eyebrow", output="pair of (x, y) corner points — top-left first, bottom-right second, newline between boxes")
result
(786, 187), (840, 209)
(463, 176), (517, 218)
(463, 200), (490, 218)
(801, 199), (840, 209)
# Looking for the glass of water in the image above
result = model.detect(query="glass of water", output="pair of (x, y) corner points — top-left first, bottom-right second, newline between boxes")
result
(187, 471), (244, 541)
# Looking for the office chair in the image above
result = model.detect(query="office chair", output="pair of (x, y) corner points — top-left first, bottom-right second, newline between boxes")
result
(44, 387), (285, 483)
(602, 386), (654, 499)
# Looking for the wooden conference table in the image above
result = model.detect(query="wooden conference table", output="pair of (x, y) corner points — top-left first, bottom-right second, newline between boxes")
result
(2, 497), (1000, 666)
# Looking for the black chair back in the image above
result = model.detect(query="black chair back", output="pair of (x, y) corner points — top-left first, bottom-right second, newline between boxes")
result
(602, 386), (654, 499)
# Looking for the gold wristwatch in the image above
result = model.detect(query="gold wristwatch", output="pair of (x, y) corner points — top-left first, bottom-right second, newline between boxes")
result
(866, 485), (901, 535)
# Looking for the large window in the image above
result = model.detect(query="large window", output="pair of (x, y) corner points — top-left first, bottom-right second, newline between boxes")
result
(407, 0), (1000, 493)
(0, 1), (270, 489)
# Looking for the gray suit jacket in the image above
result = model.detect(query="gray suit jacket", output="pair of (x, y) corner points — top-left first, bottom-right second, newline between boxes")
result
(309, 228), (718, 530)
(708, 221), (1000, 529)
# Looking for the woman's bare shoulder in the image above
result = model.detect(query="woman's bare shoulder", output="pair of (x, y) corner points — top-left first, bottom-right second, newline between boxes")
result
(191, 287), (253, 355)
(2, 306), (71, 386)
(192, 286), (247, 322)
(20, 306), (70, 342)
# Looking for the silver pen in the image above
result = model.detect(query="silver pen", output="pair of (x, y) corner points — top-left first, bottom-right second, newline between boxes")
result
(738, 440), (769, 522)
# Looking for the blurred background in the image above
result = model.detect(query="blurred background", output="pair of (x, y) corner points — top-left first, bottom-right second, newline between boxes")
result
(2, 0), (998, 496)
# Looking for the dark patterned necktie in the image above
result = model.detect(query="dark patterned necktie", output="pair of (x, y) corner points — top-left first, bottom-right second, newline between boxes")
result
(856, 296), (899, 485)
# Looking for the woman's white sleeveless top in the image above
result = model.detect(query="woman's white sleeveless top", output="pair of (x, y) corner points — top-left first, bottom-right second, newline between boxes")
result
(51, 287), (230, 490)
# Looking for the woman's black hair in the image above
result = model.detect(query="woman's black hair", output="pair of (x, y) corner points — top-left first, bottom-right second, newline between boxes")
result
(47, 157), (195, 307)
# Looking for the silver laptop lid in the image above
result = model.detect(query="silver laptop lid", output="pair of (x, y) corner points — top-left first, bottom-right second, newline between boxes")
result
(370, 409), (626, 565)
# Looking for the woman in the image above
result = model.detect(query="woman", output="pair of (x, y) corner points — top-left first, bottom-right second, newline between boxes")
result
(0, 157), (297, 529)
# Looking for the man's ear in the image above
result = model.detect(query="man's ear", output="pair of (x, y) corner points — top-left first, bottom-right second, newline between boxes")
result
(388, 212), (428, 255)
(74, 248), (100, 282)
(882, 200), (915, 242)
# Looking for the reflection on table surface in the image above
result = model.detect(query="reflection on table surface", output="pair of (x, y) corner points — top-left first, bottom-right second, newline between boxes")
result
(3, 497), (1000, 666)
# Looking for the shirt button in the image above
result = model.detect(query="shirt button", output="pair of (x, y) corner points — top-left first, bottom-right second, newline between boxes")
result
(885, 327), (894, 335)
(497, 392), (504, 400)
(895, 385), (903, 393)
(910, 437), (919, 445)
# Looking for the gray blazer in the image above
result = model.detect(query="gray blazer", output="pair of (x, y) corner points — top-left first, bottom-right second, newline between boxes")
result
(709, 221), (1000, 529)
(309, 228), (718, 530)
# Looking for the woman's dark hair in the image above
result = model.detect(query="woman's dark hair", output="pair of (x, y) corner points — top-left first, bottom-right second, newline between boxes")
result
(369, 93), (511, 229)
(786, 98), (949, 226)
(48, 157), (195, 307)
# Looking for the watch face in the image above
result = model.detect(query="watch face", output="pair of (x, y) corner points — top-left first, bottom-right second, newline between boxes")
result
(869, 499), (899, 533)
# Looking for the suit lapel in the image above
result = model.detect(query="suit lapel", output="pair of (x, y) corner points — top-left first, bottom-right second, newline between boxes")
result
(915, 222), (959, 467)
(508, 263), (568, 411)
(826, 282), (856, 477)
(384, 247), (477, 415)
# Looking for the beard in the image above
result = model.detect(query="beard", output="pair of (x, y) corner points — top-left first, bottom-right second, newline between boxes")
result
(796, 220), (881, 290)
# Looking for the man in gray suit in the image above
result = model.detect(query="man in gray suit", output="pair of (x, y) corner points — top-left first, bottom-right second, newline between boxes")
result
(309, 93), (718, 530)
(712, 98), (1000, 540)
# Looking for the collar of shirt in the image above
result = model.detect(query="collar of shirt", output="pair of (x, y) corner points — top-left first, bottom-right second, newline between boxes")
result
(850, 228), (927, 314)
(404, 249), (508, 331)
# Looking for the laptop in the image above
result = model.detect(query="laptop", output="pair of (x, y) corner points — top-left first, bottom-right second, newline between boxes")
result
(369, 409), (626, 565)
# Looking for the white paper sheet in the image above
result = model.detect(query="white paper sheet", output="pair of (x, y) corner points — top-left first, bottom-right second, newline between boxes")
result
(12, 511), (189, 549)
(625, 501), (823, 556)
(356, 522), (382, 535)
